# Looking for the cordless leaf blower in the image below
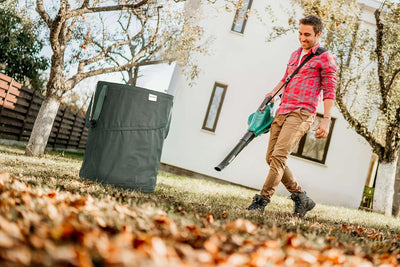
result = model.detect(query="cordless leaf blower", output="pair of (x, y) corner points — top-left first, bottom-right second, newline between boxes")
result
(214, 97), (274, 171)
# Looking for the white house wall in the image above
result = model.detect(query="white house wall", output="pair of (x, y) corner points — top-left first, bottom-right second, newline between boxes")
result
(161, 0), (373, 209)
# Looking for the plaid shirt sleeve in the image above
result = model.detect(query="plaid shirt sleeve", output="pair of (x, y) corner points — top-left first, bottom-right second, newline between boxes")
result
(320, 52), (337, 100)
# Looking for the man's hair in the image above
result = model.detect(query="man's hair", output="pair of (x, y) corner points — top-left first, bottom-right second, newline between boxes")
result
(299, 15), (323, 34)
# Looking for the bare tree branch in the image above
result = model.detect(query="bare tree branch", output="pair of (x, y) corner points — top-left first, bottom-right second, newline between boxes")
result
(68, 4), (163, 89)
(80, 0), (90, 9)
(108, 50), (131, 62)
(345, 21), (360, 68)
(336, 89), (384, 155)
(375, 9), (388, 110)
(67, 49), (147, 87)
(387, 68), (400, 91)
(65, 16), (80, 43)
(36, 0), (52, 26)
(66, 1), (152, 20)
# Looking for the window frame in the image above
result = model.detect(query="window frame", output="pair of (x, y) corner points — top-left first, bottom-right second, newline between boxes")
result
(202, 82), (228, 132)
(231, 0), (253, 34)
(291, 113), (336, 164)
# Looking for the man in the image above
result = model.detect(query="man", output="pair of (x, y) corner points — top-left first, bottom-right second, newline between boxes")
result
(247, 15), (337, 218)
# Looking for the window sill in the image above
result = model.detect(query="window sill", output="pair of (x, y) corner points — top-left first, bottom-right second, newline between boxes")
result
(229, 30), (245, 36)
(200, 129), (216, 135)
(289, 154), (328, 167)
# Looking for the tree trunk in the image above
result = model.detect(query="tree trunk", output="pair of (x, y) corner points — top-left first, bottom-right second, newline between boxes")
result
(373, 156), (399, 216)
(25, 96), (61, 156)
(392, 154), (400, 216)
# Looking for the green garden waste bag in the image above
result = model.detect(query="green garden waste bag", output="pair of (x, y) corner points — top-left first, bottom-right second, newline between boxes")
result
(79, 81), (173, 193)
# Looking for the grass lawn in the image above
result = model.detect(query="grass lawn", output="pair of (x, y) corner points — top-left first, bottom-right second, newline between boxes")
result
(0, 144), (399, 266)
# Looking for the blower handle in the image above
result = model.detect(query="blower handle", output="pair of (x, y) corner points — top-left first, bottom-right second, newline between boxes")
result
(257, 80), (288, 111)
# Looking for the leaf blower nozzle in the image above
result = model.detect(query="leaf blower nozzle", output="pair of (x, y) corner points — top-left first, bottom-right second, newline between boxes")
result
(214, 131), (255, 171)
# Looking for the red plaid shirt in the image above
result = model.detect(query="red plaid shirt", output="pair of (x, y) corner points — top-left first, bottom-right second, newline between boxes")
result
(277, 43), (337, 115)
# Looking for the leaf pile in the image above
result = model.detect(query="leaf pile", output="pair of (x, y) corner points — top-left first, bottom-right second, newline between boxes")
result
(0, 171), (399, 267)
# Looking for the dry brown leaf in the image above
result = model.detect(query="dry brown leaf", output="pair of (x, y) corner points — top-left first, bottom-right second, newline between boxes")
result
(205, 214), (215, 224)
(175, 243), (196, 258)
(224, 253), (250, 266)
(29, 234), (45, 249)
(21, 192), (32, 204)
(112, 232), (135, 248)
(323, 248), (346, 264)
(225, 219), (257, 234)
(1, 245), (31, 265)
(71, 196), (87, 208)
(0, 216), (24, 241)
(12, 179), (28, 191)
(76, 249), (94, 267)
(154, 214), (179, 237)
(287, 233), (302, 248)
(230, 234), (244, 246)
(0, 231), (15, 248)
(95, 216), (107, 228)
(195, 250), (213, 263)
(114, 204), (137, 218)
(47, 191), (57, 198)
(204, 236), (220, 255)
(0, 171), (10, 185)
(151, 236), (168, 257)
(262, 239), (281, 250)
(249, 249), (285, 267)
(298, 250), (317, 264)
(254, 247), (285, 263)
(46, 203), (59, 221)
(50, 245), (77, 264)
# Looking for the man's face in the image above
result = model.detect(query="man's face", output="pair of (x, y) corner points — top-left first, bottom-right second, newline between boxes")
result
(298, 24), (321, 51)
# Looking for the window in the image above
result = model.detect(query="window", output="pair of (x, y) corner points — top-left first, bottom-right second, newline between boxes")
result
(291, 114), (336, 164)
(202, 82), (227, 132)
(231, 0), (253, 33)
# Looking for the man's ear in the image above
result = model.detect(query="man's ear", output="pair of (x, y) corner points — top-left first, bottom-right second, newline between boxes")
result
(316, 32), (322, 38)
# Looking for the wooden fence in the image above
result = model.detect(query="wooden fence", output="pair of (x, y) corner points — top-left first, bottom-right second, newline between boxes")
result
(0, 73), (88, 150)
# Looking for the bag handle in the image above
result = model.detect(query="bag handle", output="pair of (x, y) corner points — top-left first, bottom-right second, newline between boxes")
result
(85, 84), (108, 128)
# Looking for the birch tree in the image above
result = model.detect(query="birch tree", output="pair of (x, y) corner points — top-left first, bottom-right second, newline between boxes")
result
(266, 0), (400, 216)
(25, 0), (209, 157)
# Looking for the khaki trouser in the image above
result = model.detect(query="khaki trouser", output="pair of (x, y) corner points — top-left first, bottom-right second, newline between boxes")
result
(261, 108), (314, 201)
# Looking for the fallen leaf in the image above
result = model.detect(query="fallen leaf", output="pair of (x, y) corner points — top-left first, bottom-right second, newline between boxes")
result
(2, 245), (31, 265)
(114, 204), (137, 218)
(0, 171), (10, 185)
(224, 253), (249, 265)
(204, 236), (220, 255)
(0, 216), (24, 241)
(151, 237), (168, 257)
(0, 231), (15, 248)
(206, 214), (214, 224)
(47, 203), (59, 220)
(225, 219), (257, 234)
(323, 248), (346, 264)
(287, 233), (302, 248)
(95, 216), (107, 228)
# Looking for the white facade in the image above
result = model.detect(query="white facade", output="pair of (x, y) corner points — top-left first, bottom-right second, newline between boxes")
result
(161, 0), (378, 209)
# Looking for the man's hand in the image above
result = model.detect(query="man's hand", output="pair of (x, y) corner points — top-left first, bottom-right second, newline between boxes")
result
(264, 92), (275, 103)
(313, 118), (330, 139)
